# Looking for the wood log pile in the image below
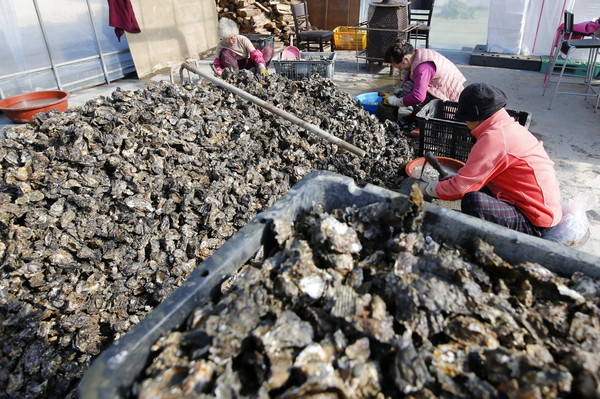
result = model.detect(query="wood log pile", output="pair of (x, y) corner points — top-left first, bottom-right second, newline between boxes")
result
(215, 0), (296, 46)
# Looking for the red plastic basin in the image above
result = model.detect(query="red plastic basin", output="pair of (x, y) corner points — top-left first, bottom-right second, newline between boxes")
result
(0, 90), (70, 123)
(405, 156), (465, 180)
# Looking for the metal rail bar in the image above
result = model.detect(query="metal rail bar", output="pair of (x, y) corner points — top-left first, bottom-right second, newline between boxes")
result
(0, 49), (133, 82)
(86, 0), (110, 85)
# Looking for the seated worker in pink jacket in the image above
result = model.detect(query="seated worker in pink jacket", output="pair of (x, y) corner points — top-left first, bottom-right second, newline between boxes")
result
(418, 83), (563, 237)
(382, 40), (466, 137)
(213, 18), (273, 76)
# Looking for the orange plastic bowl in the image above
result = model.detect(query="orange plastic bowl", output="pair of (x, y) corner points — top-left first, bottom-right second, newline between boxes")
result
(405, 156), (466, 179)
(0, 90), (70, 123)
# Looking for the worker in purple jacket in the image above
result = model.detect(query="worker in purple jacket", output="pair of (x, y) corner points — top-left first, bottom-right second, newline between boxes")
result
(382, 40), (466, 137)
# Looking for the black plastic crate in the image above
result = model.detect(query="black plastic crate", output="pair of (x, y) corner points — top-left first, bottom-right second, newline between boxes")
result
(78, 171), (597, 398)
(416, 99), (532, 162)
(241, 33), (275, 50)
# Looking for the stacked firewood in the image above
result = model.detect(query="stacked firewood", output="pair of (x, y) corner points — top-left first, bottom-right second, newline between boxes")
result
(215, 0), (296, 46)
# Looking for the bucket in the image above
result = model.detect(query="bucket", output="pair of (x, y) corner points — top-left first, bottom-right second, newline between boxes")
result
(0, 90), (70, 123)
(354, 92), (381, 115)
(404, 156), (465, 181)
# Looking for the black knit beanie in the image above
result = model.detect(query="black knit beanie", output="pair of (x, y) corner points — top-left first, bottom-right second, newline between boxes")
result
(455, 83), (508, 122)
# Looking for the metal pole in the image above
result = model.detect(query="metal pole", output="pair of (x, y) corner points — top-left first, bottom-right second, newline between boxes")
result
(33, 0), (63, 90)
(179, 63), (366, 158)
(86, 0), (111, 85)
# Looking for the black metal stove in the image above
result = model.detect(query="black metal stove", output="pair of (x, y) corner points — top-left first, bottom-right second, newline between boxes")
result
(366, 1), (410, 61)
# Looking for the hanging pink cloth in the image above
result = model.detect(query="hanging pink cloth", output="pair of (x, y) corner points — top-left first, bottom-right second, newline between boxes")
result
(108, 0), (141, 42)
(551, 18), (600, 50)
(544, 18), (600, 84)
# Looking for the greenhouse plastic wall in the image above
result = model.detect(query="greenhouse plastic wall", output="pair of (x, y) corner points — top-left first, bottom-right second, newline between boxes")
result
(0, 0), (135, 99)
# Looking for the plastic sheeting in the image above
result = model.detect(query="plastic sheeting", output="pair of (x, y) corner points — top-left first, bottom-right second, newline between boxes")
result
(521, 0), (577, 57)
(487, 0), (599, 58)
(487, 0), (529, 54)
(359, 0), (370, 23)
(0, 0), (134, 99)
(0, 2), (28, 72)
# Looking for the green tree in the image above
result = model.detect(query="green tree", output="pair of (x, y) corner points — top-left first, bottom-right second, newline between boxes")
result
(439, 0), (476, 19)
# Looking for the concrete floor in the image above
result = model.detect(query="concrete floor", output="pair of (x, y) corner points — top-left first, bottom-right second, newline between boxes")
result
(2, 49), (599, 258)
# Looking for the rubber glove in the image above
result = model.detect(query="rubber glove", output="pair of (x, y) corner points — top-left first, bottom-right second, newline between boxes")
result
(418, 181), (439, 198)
(211, 64), (223, 77)
(257, 64), (269, 76)
(382, 94), (402, 106)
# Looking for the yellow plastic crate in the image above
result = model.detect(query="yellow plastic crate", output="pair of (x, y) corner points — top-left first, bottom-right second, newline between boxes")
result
(333, 26), (367, 50)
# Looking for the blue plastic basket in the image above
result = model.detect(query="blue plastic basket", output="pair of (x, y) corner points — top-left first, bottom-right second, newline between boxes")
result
(354, 92), (381, 115)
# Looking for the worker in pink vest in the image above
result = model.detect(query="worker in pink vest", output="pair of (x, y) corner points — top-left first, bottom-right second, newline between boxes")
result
(382, 40), (466, 137)
(418, 83), (562, 238)
(213, 18), (273, 76)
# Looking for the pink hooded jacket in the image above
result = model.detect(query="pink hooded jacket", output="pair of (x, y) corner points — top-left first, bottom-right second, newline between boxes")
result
(436, 109), (562, 228)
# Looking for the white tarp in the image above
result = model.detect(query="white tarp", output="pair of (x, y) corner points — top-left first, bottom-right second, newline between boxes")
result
(487, 0), (598, 58)
(487, 0), (529, 54)
(520, 0), (576, 57)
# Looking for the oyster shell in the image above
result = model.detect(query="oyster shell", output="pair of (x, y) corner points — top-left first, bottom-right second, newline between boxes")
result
(1, 71), (416, 398)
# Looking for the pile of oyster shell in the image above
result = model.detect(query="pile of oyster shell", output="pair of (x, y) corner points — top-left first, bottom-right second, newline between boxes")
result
(0, 71), (414, 398)
(136, 196), (600, 398)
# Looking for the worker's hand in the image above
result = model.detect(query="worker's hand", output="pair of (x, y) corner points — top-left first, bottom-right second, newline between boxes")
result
(257, 64), (269, 76)
(417, 181), (439, 198)
(382, 94), (402, 106)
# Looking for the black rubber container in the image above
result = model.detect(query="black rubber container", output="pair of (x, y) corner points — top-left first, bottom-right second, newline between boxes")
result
(78, 171), (600, 399)
(376, 101), (399, 122)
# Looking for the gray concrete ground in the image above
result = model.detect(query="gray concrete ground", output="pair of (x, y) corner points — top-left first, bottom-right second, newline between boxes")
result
(2, 49), (599, 258)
